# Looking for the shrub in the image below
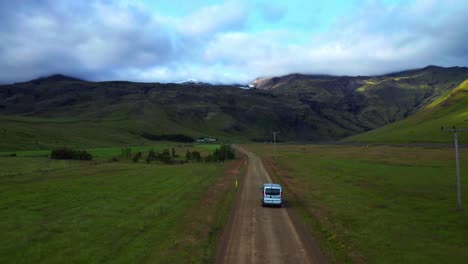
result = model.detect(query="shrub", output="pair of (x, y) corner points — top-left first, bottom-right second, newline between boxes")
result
(50, 148), (92, 160)
(158, 149), (173, 164)
(132, 152), (142, 162)
(171, 147), (179, 158)
(191, 151), (202, 162)
(121, 147), (132, 159)
(204, 154), (213, 162)
(147, 149), (157, 163)
(212, 145), (235, 162)
(185, 150), (192, 161)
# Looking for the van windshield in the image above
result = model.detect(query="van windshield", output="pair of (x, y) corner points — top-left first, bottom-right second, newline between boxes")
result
(265, 188), (280, 195)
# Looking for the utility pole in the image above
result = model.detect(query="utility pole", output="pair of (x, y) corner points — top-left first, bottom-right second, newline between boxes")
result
(272, 131), (279, 161)
(442, 126), (468, 210)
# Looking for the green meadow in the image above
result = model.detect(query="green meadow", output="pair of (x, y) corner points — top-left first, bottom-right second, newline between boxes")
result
(248, 144), (468, 263)
(0, 144), (239, 263)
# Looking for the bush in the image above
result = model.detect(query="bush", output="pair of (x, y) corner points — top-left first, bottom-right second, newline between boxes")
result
(185, 150), (192, 161)
(132, 152), (142, 162)
(204, 154), (213, 162)
(121, 147), (132, 159)
(191, 151), (202, 162)
(147, 149), (157, 163)
(211, 145), (235, 162)
(171, 147), (179, 157)
(157, 149), (173, 164)
(50, 148), (92, 160)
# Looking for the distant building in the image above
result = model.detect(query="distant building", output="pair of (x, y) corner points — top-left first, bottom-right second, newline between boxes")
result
(196, 137), (218, 143)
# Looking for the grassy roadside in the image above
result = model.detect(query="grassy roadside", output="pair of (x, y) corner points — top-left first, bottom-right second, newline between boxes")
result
(145, 155), (247, 263)
(248, 144), (468, 263)
(0, 146), (244, 263)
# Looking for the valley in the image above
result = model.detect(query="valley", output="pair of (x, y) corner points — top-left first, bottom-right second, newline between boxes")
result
(1, 66), (468, 263)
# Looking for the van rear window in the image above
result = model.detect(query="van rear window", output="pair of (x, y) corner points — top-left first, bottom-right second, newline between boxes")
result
(265, 188), (280, 195)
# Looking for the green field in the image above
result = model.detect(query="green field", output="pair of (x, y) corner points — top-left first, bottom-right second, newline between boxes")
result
(345, 79), (468, 143)
(0, 114), (237, 152)
(248, 144), (468, 263)
(0, 144), (240, 263)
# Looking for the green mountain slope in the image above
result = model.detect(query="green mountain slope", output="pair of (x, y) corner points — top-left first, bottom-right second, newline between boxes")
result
(344, 79), (468, 143)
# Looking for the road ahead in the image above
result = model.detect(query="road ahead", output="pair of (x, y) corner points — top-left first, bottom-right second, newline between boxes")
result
(216, 147), (326, 264)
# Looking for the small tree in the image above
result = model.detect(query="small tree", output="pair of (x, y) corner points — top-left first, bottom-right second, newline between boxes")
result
(191, 151), (202, 162)
(158, 149), (172, 164)
(133, 152), (142, 162)
(147, 149), (156, 163)
(171, 147), (179, 158)
(220, 145), (235, 159)
(50, 148), (92, 161)
(185, 150), (192, 161)
(212, 148), (227, 162)
(121, 147), (132, 160)
(204, 154), (213, 163)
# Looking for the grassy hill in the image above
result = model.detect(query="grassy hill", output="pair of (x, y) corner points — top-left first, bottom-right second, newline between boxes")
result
(344, 79), (468, 143)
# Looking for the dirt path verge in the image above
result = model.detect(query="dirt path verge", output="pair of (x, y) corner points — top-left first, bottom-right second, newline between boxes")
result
(215, 146), (327, 264)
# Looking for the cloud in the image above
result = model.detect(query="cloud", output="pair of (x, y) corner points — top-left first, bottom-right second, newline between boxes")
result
(0, 0), (179, 82)
(197, 0), (468, 80)
(0, 0), (467, 84)
(256, 2), (287, 22)
(176, 0), (248, 37)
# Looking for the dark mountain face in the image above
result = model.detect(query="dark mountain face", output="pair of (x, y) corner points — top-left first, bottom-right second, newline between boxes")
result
(1, 66), (468, 148)
(251, 66), (468, 130)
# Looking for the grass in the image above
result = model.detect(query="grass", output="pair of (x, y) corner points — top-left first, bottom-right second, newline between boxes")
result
(248, 144), (468, 263)
(0, 113), (234, 152)
(346, 79), (468, 143)
(0, 144), (241, 263)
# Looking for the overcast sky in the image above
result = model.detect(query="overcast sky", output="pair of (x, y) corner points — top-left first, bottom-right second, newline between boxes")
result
(1, 0), (467, 84)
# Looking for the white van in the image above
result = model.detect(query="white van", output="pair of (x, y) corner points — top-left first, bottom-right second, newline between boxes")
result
(261, 183), (283, 207)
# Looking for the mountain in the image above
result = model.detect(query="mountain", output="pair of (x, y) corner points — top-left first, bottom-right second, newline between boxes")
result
(343, 79), (468, 143)
(251, 66), (468, 134)
(28, 74), (86, 84)
(1, 66), (468, 150)
(0, 77), (327, 150)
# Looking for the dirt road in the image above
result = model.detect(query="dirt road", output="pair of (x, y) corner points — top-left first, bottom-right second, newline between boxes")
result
(216, 147), (326, 264)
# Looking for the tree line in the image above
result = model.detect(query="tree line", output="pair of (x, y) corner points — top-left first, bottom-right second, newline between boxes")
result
(133, 145), (235, 164)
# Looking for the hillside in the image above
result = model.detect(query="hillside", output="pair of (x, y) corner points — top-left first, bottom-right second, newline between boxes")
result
(0, 76), (335, 150)
(343, 79), (468, 143)
(253, 66), (468, 134)
(1, 66), (468, 150)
